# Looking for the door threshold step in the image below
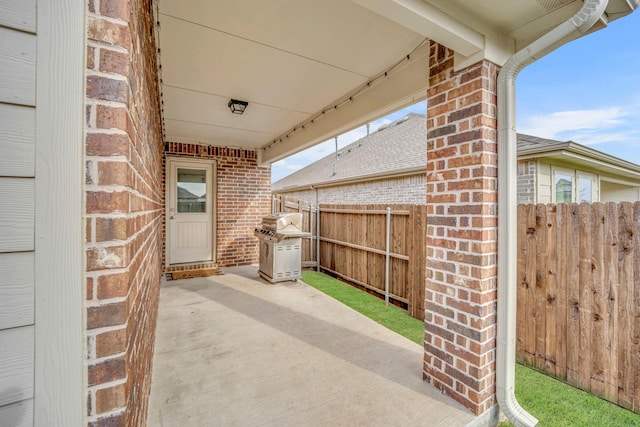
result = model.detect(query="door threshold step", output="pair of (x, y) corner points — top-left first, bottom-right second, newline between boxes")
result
(165, 268), (221, 281)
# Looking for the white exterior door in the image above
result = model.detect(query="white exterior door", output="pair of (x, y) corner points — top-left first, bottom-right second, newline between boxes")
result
(167, 158), (215, 265)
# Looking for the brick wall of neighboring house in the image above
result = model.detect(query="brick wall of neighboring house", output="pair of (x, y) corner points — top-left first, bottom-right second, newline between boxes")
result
(423, 41), (500, 415)
(517, 160), (536, 204)
(276, 174), (427, 206)
(85, 0), (164, 425)
(164, 143), (272, 268)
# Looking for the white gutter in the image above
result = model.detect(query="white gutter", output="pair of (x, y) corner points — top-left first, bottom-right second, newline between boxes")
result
(496, 0), (618, 425)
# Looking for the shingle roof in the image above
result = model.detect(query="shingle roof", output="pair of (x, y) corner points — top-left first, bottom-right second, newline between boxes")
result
(272, 113), (426, 191)
(516, 133), (569, 149)
(272, 122), (639, 191)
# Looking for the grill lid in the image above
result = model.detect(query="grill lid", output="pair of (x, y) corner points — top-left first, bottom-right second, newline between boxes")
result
(261, 212), (303, 232)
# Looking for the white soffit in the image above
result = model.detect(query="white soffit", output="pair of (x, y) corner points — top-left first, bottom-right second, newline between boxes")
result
(157, 0), (426, 159)
(156, 0), (637, 164)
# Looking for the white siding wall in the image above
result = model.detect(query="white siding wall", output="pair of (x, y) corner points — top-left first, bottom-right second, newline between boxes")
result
(600, 180), (640, 202)
(0, 1), (36, 425)
(533, 159), (640, 204)
(536, 161), (552, 203)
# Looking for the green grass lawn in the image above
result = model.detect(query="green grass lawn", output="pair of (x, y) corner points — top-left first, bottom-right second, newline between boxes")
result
(301, 270), (640, 427)
(301, 270), (424, 345)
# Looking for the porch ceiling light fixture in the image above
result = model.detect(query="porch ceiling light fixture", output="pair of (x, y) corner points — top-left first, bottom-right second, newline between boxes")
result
(228, 99), (248, 114)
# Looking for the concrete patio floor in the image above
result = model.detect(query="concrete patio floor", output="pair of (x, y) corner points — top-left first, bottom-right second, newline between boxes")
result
(148, 265), (479, 426)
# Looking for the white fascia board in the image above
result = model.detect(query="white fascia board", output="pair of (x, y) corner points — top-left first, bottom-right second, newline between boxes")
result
(355, 0), (517, 70)
(518, 148), (640, 181)
(274, 167), (426, 193)
(259, 43), (429, 165)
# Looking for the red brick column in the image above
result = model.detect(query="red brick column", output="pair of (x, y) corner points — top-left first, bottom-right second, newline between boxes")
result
(423, 41), (500, 415)
(85, 0), (163, 425)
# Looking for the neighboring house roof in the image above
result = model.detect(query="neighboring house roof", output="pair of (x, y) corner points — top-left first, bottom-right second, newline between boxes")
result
(517, 133), (640, 181)
(272, 113), (426, 192)
(177, 186), (200, 199)
(273, 119), (640, 192)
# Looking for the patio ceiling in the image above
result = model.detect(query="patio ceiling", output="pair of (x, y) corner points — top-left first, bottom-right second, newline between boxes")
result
(155, 0), (635, 165)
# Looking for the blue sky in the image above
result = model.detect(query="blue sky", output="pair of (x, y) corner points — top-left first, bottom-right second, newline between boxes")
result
(271, 11), (640, 183)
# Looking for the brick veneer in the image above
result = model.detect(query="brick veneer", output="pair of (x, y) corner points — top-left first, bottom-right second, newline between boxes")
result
(85, 0), (163, 425)
(164, 143), (272, 268)
(423, 41), (500, 415)
(276, 173), (427, 206)
(517, 160), (536, 204)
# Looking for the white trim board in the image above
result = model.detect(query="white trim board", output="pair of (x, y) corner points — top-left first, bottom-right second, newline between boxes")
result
(34, 0), (85, 425)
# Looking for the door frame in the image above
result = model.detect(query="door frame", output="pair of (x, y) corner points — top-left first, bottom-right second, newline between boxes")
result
(165, 156), (217, 266)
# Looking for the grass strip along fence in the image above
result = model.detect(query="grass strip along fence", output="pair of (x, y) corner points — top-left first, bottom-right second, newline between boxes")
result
(272, 195), (427, 320)
(301, 271), (640, 427)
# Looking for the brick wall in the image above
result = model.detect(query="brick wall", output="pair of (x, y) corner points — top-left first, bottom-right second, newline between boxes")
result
(423, 41), (499, 415)
(276, 173), (427, 206)
(85, 0), (164, 425)
(164, 143), (272, 268)
(517, 160), (536, 204)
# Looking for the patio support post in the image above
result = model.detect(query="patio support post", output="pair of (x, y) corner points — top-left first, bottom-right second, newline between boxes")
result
(423, 41), (500, 417)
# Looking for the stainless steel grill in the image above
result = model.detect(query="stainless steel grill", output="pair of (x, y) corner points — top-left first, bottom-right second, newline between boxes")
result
(254, 213), (309, 283)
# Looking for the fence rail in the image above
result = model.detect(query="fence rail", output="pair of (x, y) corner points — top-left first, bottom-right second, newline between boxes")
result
(517, 202), (640, 413)
(272, 195), (426, 319)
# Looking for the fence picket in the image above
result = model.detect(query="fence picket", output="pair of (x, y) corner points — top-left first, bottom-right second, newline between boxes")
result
(545, 204), (557, 375)
(524, 204), (537, 365)
(516, 201), (640, 414)
(554, 204), (567, 379)
(516, 205), (528, 364)
(590, 203), (606, 397)
(633, 202), (640, 411)
(578, 203), (593, 392)
(566, 204), (581, 387)
(618, 202), (634, 408)
(605, 202), (619, 404)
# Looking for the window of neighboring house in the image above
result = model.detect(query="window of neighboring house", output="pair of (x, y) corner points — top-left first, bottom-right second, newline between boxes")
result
(577, 173), (593, 203)
(554, 171), (573, 203)
(552, 168), (598, 203)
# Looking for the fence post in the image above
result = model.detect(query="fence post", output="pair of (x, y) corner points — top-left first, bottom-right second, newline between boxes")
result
(316, 206), (321, 272)
(308, 204), (314, 261)
(385, 207), (391, 306)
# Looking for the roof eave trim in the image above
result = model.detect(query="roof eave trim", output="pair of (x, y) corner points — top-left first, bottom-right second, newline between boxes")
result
(272, 166), (425, 193)
(518, 142), (640, 175)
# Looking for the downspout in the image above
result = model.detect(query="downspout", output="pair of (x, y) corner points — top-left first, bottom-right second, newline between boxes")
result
(496, 0), (614, 425)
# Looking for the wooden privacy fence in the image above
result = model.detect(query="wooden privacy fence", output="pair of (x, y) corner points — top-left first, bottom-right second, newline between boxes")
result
(319, 204), (427, 320)
(272, 196), (427, 320)
(517, 202), (640, 413)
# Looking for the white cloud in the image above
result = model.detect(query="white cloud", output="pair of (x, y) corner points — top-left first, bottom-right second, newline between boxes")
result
(564, 131), (636, 146)
(518, 107), (628, 140)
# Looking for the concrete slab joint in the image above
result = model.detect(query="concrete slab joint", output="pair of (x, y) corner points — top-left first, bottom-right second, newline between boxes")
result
(424, 41), (500, 416)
